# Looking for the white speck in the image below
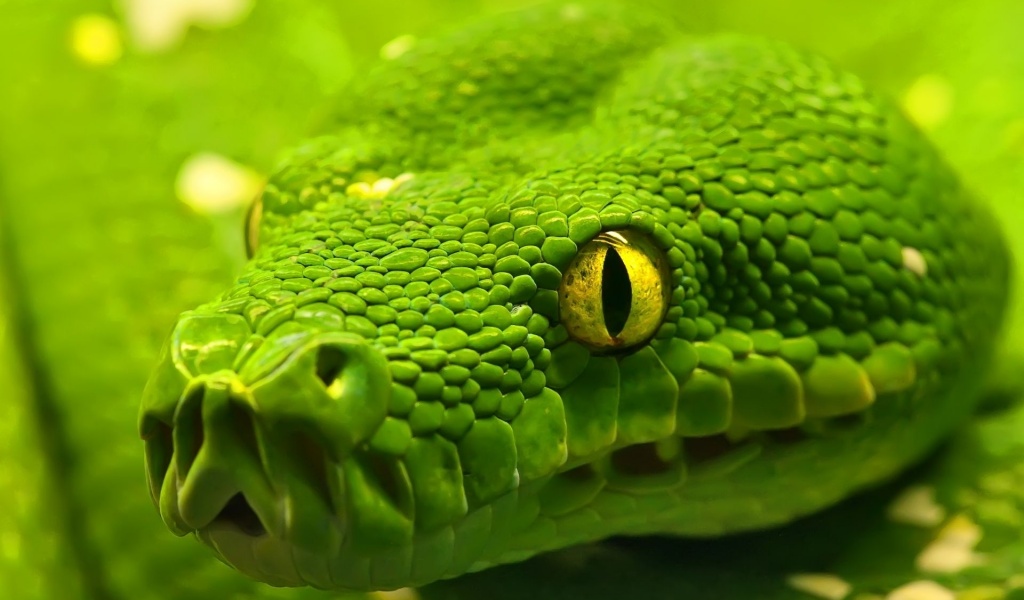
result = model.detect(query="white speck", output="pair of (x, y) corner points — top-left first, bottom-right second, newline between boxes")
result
(381, 34), (416, 60)
(786, 573), (851, 600)
(887, 485), (945, 527)
(915, 513), (985, 573)
(347, 173), (414, 200)
(885, 580), (954, 600)
(916, 542), (982, 573)
(176, 152), (263, 215)
(346, 181), (373, 199)
(371, 177), (398, 196)
(902, 247), (928, 277)
(69, 14), (123, 66)
(371, 589), (420, 600)
(936, 514), (982, 546)
(119, 0), (253, 52)
(902, 75), (954, 131)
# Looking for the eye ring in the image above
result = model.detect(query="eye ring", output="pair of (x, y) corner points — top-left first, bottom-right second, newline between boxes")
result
(244, 192), (263, 259)
(558, 229), (671, 353)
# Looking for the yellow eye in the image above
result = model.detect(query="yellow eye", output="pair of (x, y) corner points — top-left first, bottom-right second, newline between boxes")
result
(244, 193), (263, 259)
(558, 230), (671, 352)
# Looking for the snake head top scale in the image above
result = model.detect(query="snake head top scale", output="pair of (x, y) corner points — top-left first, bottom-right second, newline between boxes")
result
(136, 2), (1010, 592)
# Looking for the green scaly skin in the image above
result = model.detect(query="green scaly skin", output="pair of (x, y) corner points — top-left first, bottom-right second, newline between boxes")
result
(133, 3), (1011, 592)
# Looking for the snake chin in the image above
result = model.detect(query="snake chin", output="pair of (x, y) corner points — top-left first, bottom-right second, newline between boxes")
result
(198, 515), (322, 589)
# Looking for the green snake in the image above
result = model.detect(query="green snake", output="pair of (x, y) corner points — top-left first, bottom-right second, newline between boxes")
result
(2, 2), (1014, 597)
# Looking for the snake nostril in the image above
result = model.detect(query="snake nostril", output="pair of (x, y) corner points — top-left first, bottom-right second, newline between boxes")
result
(214, 493), (267, 537)
(315, 345), (346, 393)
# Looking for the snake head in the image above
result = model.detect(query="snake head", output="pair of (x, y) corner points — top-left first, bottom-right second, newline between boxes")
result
(138, 2), (1010, 593)
(138, 182), (575, 589)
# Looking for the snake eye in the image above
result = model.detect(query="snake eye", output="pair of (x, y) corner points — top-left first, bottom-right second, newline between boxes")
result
(558, 230), (671, 352)
(244, 192), (263, 259)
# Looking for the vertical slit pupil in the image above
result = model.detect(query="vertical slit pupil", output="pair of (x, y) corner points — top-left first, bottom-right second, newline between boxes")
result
(602, 247), (632, 337)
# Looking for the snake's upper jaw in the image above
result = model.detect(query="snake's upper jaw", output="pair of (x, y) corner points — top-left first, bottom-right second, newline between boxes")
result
(138, 313), (394, 588)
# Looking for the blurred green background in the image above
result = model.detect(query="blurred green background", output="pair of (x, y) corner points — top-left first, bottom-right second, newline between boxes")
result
(1, 1), (1023, 599)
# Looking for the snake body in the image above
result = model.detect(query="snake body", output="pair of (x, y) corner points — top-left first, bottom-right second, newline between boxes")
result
(1, 2), (1011, 597)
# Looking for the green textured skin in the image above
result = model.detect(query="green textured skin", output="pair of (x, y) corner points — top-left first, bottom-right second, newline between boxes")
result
(129, 2), (1012, 593)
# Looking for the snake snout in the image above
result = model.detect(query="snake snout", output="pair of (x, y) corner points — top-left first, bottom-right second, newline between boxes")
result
(141, 372), (351, 586)
(138, 376), (282, 538)
(140, 319), (395, 586)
